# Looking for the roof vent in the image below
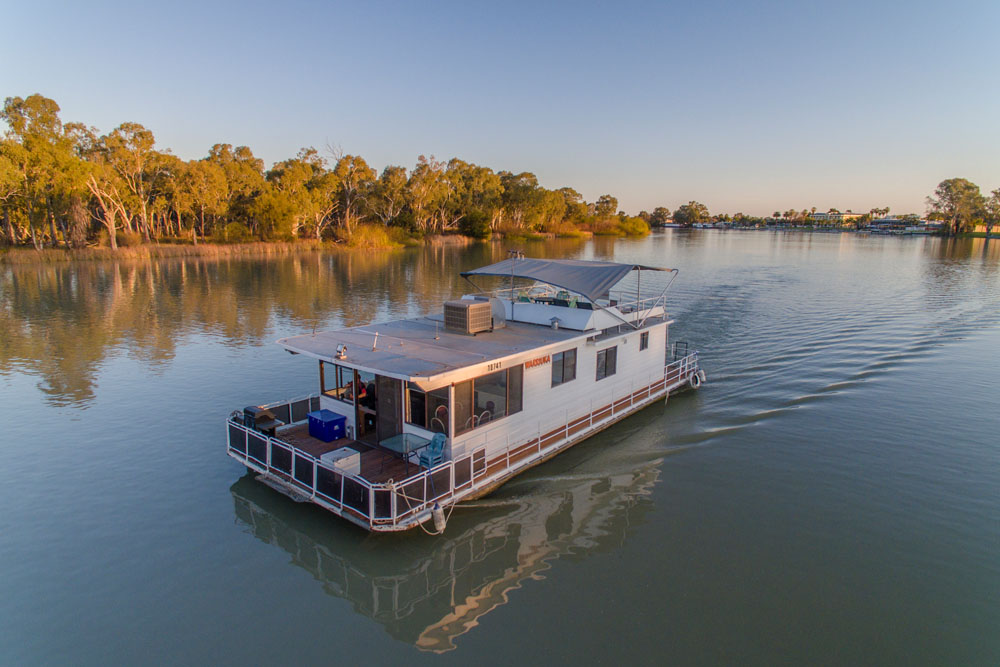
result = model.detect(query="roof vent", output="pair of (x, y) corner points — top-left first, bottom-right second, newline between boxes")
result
(444, 300), (493, 335)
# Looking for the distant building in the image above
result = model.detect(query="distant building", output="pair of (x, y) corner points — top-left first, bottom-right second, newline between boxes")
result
(809, 211), (864, 225)
(869, 217), (937, 234)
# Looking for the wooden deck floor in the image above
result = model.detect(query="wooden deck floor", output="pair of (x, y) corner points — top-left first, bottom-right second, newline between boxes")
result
(275, 423), (424, 484)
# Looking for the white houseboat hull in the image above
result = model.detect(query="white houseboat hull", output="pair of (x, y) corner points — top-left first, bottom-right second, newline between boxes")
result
(226, 352), (703, 532)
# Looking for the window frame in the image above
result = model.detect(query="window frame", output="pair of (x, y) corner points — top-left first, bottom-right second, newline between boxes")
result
(551, 348), (578, 387)
(596, 346), (618, 381)
(405, 383), (450, 435)
(454, 365), (525, 435)
(639, 331), (649, 351)
(320, 361), (357, 404)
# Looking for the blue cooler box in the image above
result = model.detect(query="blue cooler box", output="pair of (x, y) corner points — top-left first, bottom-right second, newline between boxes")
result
(308, 409), (346, 442)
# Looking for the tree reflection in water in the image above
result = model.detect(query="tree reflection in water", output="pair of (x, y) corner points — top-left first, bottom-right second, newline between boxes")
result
(0, 241), (595, 406)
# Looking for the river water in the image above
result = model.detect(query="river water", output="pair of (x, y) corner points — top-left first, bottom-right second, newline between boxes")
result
(2, 231), (999, 665)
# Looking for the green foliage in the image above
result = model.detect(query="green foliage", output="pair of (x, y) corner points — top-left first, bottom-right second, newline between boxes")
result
(673, 201), (710, 227)
(218, 222), (252, 243)
(927, 178), (985, 236)
(458, 210), (492, 239)
(117, 230), (143, 247)
(617, 216), (650, 236)
(251, 189), (296, 240)
(1, 93), (700, 250)
(595, 194), (618, 217)
(341, 223), (400, 249)
(589, 218), (624, 236)
(386, 226), (422, 246)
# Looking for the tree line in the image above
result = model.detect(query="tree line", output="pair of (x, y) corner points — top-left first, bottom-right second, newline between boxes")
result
(659, 178), (1000, 237)
(0, 94), (657, 251)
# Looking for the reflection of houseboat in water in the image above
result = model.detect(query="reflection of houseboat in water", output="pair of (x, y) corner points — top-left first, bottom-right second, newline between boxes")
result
(230, 432), (664, 652)
(227, 258), (704, 532)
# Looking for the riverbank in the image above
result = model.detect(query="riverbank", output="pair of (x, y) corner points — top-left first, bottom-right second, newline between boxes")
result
(0, 234), (485, 265)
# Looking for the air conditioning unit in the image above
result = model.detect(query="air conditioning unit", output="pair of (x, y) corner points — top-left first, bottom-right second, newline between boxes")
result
(444, 300), (493, 334)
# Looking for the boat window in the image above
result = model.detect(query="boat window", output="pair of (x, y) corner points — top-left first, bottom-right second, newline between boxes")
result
(454, 380), (474, 435)
(640, 331), (649, 351)
(596, 346), (617, 381)
(551, 348), (577, 387)
(356, 370), (376, 410)
(508, 365), (523, 415)
(454, 365), (524, 435)
(474, 370), (507, 426)
(321, 361), (356, 403)
(406, 383), (450, 435)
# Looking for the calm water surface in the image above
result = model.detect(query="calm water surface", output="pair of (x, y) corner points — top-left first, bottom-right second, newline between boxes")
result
(2, 232), (999, 665)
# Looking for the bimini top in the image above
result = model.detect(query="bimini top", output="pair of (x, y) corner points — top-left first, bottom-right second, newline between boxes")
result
(461, 258), (672, 303)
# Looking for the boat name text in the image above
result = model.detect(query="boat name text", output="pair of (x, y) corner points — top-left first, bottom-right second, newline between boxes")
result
(524, 355), (551, 369)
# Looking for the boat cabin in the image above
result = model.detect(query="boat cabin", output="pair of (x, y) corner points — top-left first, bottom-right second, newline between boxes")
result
(227, 257), (703, 531)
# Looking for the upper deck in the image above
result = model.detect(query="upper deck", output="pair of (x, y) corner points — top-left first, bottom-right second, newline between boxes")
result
(277, 315), (582, 385)
(277, 257), (675, 385)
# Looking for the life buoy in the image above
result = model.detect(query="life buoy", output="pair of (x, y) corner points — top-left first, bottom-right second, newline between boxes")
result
(689, 372), (702, 389)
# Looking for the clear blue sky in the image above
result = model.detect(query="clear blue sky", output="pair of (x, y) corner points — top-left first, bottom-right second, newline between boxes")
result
(3, 0), (998, 216)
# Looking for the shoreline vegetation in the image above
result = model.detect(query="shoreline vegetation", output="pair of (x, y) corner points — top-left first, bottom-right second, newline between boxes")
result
(1, 94), (650, 257)
(0, 235), (483, 264)
(3, 94), (995, 264)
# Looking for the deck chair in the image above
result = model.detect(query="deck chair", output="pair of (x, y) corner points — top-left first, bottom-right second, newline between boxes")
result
(419, 433), (446, 468)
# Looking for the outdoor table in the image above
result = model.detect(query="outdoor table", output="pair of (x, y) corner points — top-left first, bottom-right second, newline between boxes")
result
(377, 433), (431, 475)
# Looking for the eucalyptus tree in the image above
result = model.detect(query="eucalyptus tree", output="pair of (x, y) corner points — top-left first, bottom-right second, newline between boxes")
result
(1, 94), (88, 247)
(558, 187), (587, 227)
(499, 171), (542, 230)
(984, 188), (999, 239)
(534, 189), (568, 230)
(331, 154), (375, 235)
(267, 149), (324, 238)
(305, 169), (340, 240)
(650, 206), (671, 226)
(368, 165), (408, 227)
(407, 156), (448, 233)
(595, 194), (618, 218)
(927, 178), (984, 236)
(85, 160), (129, 249)
(0, 143), (23, 244)
(206, 144), (265, 230)
(250, 183), (296, 240)
(98, 122), (164, 240)
(441, 159), (503, 231)
(673, 201), (710, 227)
(181, 159), (228, 239)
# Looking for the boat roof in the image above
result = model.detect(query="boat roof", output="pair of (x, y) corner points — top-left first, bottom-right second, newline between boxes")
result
(461, 258), (672, 303)
(277, 315), (583, 387)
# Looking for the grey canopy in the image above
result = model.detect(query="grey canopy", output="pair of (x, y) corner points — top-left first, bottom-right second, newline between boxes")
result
(461, 258), (671, 303)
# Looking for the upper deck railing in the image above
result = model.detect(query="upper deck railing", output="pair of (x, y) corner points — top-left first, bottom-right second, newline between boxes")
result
(479, 283), (668, 328)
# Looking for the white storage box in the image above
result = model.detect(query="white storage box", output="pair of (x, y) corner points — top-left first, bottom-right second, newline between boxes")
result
(320, 447), (361, 476)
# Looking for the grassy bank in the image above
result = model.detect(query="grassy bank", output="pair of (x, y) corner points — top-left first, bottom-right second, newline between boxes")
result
(0, 241), (335, 264)
(0, 229), (494, 264)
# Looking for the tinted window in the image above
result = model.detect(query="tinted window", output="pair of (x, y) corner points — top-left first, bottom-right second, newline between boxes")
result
(596, 346), (617, 381)
(551, 348), (577, 387)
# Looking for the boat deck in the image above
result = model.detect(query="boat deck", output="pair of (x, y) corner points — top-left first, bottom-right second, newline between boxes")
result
(276, 423), (423, 484)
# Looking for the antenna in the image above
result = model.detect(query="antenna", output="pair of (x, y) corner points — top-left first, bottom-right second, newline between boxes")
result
(507, 249), (523, 313)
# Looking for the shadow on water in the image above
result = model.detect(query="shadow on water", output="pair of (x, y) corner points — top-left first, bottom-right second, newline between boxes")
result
(230, 428), (663, 653)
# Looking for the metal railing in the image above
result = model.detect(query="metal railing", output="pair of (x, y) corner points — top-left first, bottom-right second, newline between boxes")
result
(254, 393), (320, 426)
(227, 352), (701, 531)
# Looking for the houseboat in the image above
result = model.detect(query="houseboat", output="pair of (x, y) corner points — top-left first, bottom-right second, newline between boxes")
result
(226, 257), (705, 532)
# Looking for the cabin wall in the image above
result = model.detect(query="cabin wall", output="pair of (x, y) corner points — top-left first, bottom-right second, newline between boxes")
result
(450, 321), (670, 460)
